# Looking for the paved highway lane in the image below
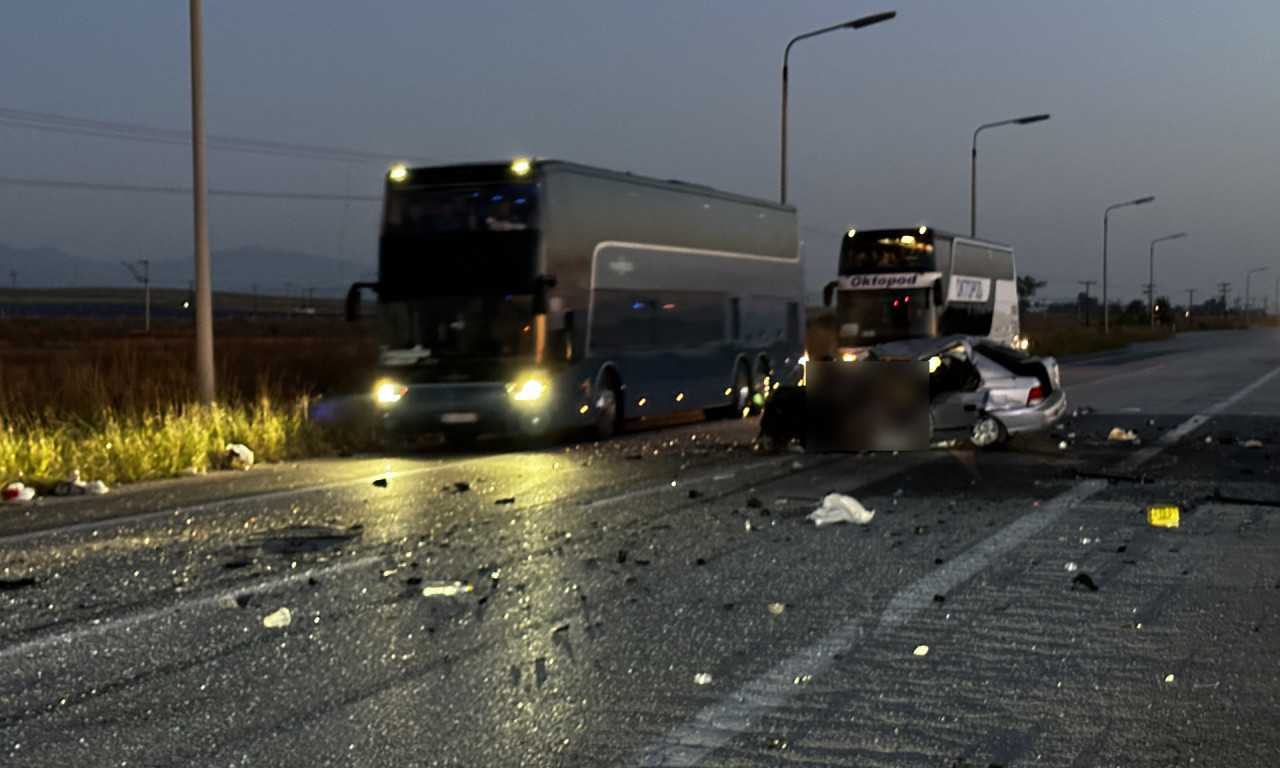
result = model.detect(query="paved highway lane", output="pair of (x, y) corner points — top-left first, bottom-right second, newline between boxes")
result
(2, 328), (1279, 766)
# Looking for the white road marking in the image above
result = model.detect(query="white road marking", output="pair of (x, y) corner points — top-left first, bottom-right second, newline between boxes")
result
(629, 364), (1280, 767)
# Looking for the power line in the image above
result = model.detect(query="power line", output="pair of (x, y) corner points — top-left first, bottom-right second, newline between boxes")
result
(0, 106), (432, 165)
(0, 175), (379, 201)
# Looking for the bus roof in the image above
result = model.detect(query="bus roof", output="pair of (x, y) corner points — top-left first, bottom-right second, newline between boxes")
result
(392, 159), (794, 214)
(843, 227), (1011, 250)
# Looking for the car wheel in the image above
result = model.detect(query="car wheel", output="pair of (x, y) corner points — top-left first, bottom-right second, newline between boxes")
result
(594, 376), (622, 440)
(969, 415), (1006, 448)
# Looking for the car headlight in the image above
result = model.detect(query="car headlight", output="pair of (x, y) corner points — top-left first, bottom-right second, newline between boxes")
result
(375, 379), (407, 404)
(507, 374), (548, 402)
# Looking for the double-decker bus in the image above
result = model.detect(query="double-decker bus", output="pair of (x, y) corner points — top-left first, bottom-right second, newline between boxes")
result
(820, 227), (1018, 358)
(348, 159), (804, 442)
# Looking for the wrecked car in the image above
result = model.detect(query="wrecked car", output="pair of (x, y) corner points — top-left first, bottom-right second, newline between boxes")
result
(761, 335), (1066, 449)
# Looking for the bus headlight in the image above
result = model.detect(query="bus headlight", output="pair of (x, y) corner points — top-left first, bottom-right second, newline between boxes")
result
(508, 374), (548, 402)
(375, 379), (407, 404)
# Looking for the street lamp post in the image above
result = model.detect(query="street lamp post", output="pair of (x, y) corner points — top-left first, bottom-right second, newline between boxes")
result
(1148, 233), (1185, 327)
(189, 0), (214, 402)
(1245, 267), (1269, 320)
(1102, 195), (1155, 335)
(969, 113), (1049, 237)
(780, 10), (896, 205)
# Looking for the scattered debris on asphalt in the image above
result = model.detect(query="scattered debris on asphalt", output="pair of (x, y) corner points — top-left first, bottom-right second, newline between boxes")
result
(1065, 562), (1079, 572)
(53, 470), (109, 496)
(0, 576), (39, 590)
(449, 481), (471, 493)
(372, 477), (388, 487)
(1164, 673), (1175, 683)
(1071, 406), (1093, 417)
(693, 673), (713, 685)
(422, 581), (472, 597)
(262, 606), (292, 628)
(494, 497), (516, 505)
(807, 493), (875, 526)
(1204, 436), (1214, 444)
(1147, 505), (1180, 528)
(767, 602), (786, 615)
(2, 482), (36, 502)
(1108, 427), (1140, 443)
(913, 644), (930, 656)
(1244, 439), (1263, 449)
(225, 443), (254, 469)
(1072, 572), (1098, 591)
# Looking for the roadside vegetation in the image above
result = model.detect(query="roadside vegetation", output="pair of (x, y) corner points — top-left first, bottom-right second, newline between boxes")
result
(0, 317), (382, 489)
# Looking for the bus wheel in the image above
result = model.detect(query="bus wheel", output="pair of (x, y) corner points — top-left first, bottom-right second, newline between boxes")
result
(594, 376), (622, 440)
(968, 415), (1006, 448)
(715, 363), (752, 419)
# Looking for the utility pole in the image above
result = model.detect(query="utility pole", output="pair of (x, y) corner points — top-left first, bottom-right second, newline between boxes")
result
(1078, 279), (1096, 326)
(1143, 282), (1155, 325)
(1218, 282), (1230, 316)
(121, 259), (151, 331)
(190, 0), (215, 403)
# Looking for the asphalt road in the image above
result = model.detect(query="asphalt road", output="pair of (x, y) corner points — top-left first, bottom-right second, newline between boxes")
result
(2, 328), (1279, 767)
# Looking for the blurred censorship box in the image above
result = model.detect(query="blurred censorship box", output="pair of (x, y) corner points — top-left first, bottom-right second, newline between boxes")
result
(805, 361), (930, 452)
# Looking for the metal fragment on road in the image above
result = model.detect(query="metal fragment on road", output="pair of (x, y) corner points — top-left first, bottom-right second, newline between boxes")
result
(693, 673), (713, 685)
(913, 645), (929, 656)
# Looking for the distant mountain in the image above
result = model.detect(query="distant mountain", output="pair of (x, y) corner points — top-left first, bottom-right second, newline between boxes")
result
(0, 242), (376, 297)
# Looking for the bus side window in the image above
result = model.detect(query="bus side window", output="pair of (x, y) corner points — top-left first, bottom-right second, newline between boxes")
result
(730, 298), (741, 341)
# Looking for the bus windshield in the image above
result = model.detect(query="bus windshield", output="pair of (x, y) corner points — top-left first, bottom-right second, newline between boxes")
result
(379, 182), (540, 301)
(839, 233), (935, 274)
(380, 294), (536, 358)
(836, 287), (937, 343)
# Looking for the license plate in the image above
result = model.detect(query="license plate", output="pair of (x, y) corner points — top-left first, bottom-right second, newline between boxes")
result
(441, 412), (478, 425)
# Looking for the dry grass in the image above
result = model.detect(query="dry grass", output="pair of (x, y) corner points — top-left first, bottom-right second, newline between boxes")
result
(0, 317), (381, 487)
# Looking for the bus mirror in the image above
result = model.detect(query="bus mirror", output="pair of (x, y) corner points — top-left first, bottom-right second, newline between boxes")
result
(532, 274), (557, 315)
(345, 282), (379, 322)
(822, 281), (837, 307)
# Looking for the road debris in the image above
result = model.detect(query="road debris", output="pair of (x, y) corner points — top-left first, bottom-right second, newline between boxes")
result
(1071, 406), (1093, 417)
(225, 443), (254, 469)
(767, 602), (786, 615)
(422, 582), (473, 597)
(1147, 505), (1180, 528)
(1244, 439), (1263, 449)
(262, 607), (292, 628)
(372, 477), (389, 487)
(494, 497), (516, 505)
(1065, 562), (1079, 572)
(1058, 440), (1069, 450)
(53, 470), (109, 496)
(913, 644), (930, 656)
(806, 493), (875, 526)
(1072, 572), (1098, 591)
(1164, 673), (1175, 683)
(693, 673), (713, 685)
(1108, 427), (1141, 443)
(2, 482), (36, 502)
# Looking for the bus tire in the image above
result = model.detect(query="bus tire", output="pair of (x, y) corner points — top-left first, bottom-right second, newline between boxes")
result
(594, 373), (622, 440)
(751, 357), (771, 414)
(713, 362), (752, 419)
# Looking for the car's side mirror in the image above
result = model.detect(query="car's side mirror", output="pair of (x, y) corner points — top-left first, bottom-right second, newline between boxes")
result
(345, 282), (379, 322)
(822, 281), (837, 307)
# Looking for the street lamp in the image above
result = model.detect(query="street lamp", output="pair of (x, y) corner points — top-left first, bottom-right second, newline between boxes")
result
(1245, 267), (1269, 319)
(1102, 195), (1155, 335)
(780, 10), (896, 204)
(1147, 233), (1185, 327)
(969, 113), (1050, 237)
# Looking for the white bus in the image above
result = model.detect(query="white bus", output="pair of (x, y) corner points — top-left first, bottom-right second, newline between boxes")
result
(821, 227), (1018, 357)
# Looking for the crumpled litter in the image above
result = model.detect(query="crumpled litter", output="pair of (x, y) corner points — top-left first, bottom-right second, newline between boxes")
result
(226, 443), (255, 470)
(53, 470), (109, 496)
(2, 482), (36, 502)
(262, 606), (292, 628)
(693, 673), (713, 685)
(806, 493), (875, 526)
(1244, 439), (1263, 449)
(1107, 427), (1140, 444)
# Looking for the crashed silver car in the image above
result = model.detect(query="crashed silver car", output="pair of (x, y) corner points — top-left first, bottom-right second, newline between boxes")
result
(866, 334), (1067, 447)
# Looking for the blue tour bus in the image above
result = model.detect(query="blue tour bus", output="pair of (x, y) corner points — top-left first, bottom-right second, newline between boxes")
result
(348, 159), (804, 442)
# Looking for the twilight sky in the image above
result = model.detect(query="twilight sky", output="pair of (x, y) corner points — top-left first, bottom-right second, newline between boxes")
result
(1, 1), (1277, 304)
